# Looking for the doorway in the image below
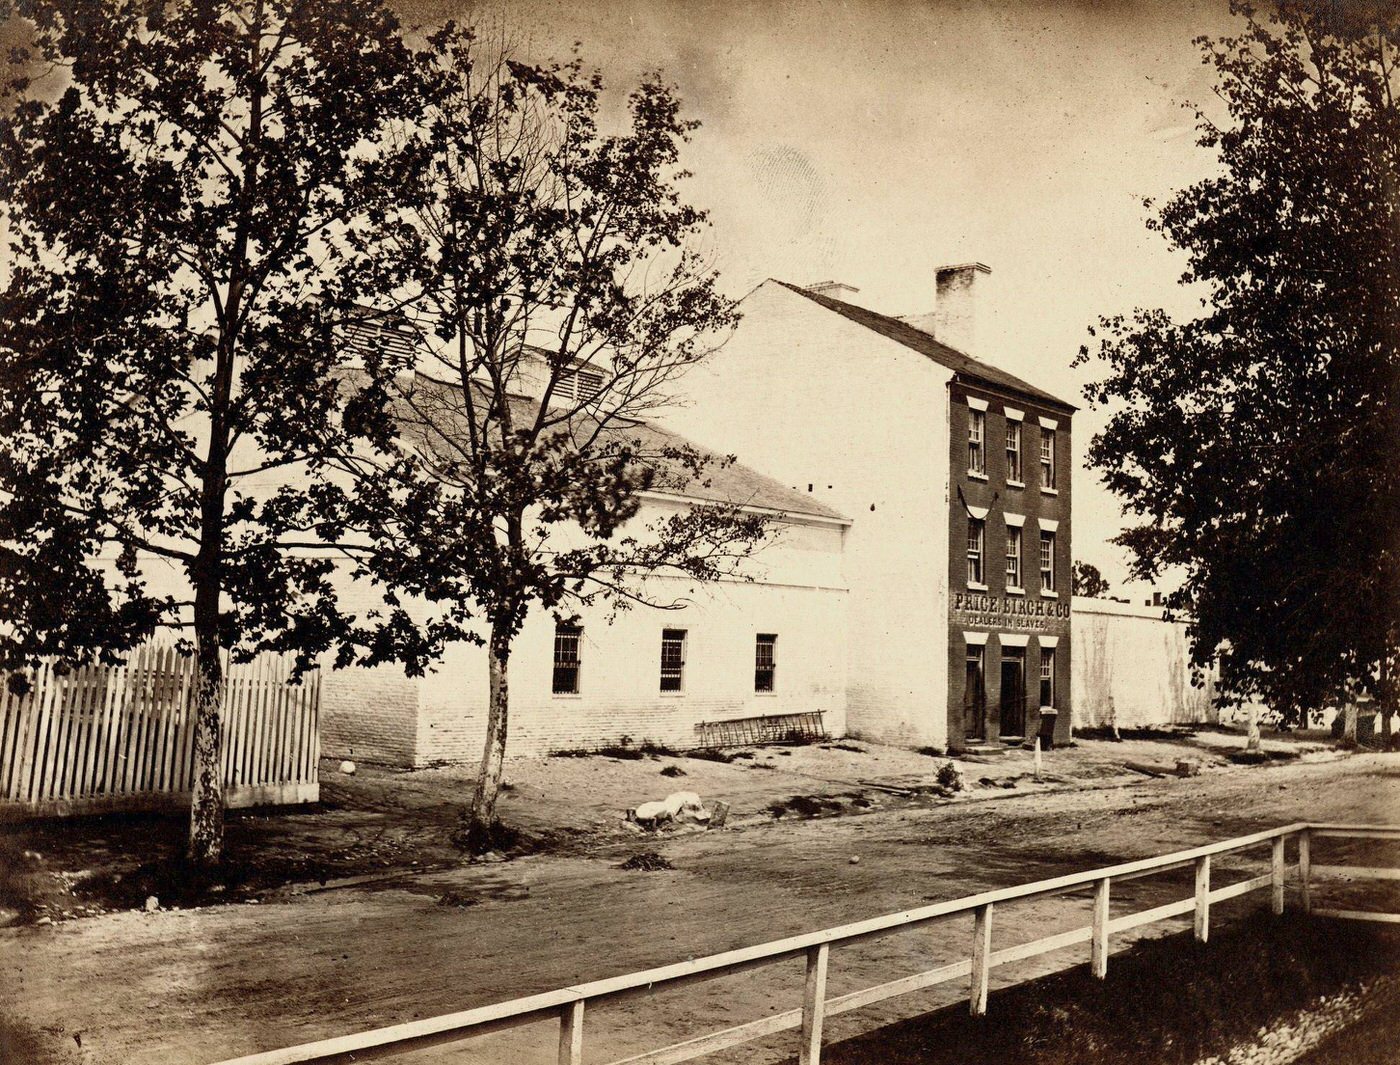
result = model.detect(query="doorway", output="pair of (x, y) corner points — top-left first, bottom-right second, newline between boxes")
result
(964, 646), (986, 742)
(1000, 648), (1026, 738)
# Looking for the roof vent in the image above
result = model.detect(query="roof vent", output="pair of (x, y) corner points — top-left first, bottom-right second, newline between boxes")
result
(803, 280), (861, 303)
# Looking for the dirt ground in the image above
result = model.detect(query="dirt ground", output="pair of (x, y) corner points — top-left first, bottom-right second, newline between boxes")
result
(0, 734), (1394, 1065)
(0, 727), (1336, 924)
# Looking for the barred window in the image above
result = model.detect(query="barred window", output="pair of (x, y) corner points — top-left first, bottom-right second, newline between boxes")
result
(1040, 428), (1056, 489)
(552, 623), (582, 695)
(1006, 526), (1022, 588)
(660, 628), (687, 692)
(1006, 421), (1022, 482)
(967, 519), (985, 585)
(1040, 648), (1055, 708)
(968, 410), (986, 475)
(1040, 531), (1055, 592)
(755, 634), (777, 693)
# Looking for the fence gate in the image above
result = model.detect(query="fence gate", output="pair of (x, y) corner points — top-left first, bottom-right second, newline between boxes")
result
(0, 645), (320, 820)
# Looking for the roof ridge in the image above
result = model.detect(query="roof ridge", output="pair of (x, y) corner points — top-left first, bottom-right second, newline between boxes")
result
(770, 280), (1077, 412)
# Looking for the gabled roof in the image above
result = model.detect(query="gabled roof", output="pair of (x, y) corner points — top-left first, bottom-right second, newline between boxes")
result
(623, 419), (849, 522)
(772, 280), (1077, 413)
(383, 372), (849, 524)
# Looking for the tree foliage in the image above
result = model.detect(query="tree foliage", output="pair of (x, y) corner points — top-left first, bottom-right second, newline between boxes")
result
(1076, 0), (1400, 721)
(1072, 561), (1110, 599)
(0, 0), (423, 864)
(312, 29), (769, 849)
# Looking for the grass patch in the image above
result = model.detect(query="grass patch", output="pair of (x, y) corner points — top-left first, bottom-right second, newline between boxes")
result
(821, 742), (866, 753)
(1073, 725), (1197, 743)
(659, 765), (687, 778)
(619, 851), (674, 871)
(769, 794), (844, 819)
(813, 914), (1400, 1065)
(684, 748), (738, 764)
(916, 746), (946, 757)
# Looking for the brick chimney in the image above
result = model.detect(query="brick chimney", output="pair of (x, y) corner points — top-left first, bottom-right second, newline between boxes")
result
(932, 262), (991, 355)
(803, 280), (861, 304)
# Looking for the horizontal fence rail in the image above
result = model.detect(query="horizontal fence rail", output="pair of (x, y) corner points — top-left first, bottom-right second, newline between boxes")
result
(0, 645), (320, 819)
(210, 822), (1400, 1065)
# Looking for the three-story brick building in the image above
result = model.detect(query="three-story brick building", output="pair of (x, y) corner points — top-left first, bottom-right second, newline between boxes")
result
(664, 264), (1075, 752)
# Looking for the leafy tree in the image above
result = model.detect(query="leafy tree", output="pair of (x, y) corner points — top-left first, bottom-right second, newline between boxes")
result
(0, 0), (424, 866)
(1076, 0), (1400, 735)
(1072, 561), (1110, 599)
(322, 30), (769, 851)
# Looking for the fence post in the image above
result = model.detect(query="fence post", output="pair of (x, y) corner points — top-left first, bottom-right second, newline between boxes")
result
(1299, 829), (1312, 914)
(557, 999), (584, 1065)
(799, 943), (829, 1065)
(1271, 836), (1286, 915)
(1091, 877), (1111, 979)
(970, 903), (993, 1016)
(1194, 855), (1211, 943)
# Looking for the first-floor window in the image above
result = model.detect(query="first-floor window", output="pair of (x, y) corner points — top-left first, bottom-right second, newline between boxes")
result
(755, 634), (777, 692)
(1040, 648), (1055, 708)
(1006, 525), (1022, 588)
(553, 623), (581, 694)
(660, 628), (687, 692)
(967, 518), (986, 585)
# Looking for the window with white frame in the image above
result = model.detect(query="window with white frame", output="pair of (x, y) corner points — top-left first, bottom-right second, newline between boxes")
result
(1007, 421), (1022, 482)
(552, 623), (582, 694)
(1040, 428), (1056, 489)
(660, 628), (687, 692)
(755, 634), (777, 692)
(968, 409), (986, 476)
(967, 519), (986, 585)
(1006, 525), (1022, 588)
(1040, 648), (1055, 708)
(1040, 531), (1055, 592)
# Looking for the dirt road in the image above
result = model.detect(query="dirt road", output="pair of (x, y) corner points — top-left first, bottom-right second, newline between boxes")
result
(2, 752), (1396, 1065)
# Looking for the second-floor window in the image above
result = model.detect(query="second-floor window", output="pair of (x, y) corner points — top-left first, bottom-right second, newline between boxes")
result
(660, 628), (687, 692)
(1040, 531), (1056, 592)
(968, 410), (986, 476)
(552, 624), (582, 694)
(1006, 525), (1022, 588)
(967, 519), (986, 585)
(1006, 421), (1022, 482)
(1040, 428), (1056, 489)
(755, 634), (777, 692)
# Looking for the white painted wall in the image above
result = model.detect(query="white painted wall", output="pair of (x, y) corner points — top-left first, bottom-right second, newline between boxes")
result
(662, 281), (954, 748)
(1070, 597), (1219, 729)
(322, 497), (849, 764)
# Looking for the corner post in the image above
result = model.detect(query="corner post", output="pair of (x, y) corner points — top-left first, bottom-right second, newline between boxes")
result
(1272, 836), (1286, 915)
(1299, 829), (1312, 913)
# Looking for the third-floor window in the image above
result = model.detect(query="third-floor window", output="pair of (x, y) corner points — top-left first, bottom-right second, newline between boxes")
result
(968, 409), (986, 476)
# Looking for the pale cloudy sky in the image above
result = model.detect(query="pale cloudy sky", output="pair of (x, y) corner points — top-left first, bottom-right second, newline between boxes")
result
(3, 0), (1242, 595)
(402, 0), (1235, 593)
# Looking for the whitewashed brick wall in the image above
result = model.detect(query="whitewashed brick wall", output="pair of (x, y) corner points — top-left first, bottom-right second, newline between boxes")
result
(662, 282), (954, 748)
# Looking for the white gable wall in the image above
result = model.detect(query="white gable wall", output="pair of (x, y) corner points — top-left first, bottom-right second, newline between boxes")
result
(663, 281), (954, 748)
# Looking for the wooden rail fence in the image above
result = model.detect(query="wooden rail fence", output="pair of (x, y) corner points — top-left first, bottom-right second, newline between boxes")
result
(210, 821), (1400, 1065)
(0, 644), (320, 819)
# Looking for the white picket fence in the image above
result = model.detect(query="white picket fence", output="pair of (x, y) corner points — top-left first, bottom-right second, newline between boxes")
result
(0, 644), (320, 820)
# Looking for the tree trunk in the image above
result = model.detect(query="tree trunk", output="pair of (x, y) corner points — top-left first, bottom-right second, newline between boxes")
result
(1343, 703), (1359, 743)
(187, 599), (225, 869)
(461, 621), (511, 854)
(1245, 702), (1262, 752)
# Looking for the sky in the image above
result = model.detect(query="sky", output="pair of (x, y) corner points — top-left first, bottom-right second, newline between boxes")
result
(400, 0), (1238, 596)
(1, 0), (1244, 596)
